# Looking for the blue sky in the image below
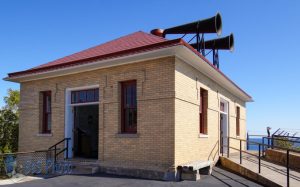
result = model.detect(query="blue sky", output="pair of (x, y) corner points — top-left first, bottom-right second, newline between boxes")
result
(1, 1), (300, 134)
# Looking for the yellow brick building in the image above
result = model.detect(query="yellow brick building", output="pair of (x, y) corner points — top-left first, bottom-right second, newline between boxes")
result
(5, 31), (252, 180)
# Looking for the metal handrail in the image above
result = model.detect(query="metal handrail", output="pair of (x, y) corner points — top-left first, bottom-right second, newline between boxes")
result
(273, 135), (300, 139)
(49, 138), (70, 150)
(48, 137), (71, 164)
(221, 136), (292, 187)
(264, 136), (300, 145)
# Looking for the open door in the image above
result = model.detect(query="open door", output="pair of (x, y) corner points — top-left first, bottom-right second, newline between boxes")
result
(220, 113), (228, 154)
(73, 105), (98, 158)
(220, 100), (229, 155)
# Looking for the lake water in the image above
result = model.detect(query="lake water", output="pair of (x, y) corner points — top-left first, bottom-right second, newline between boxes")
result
(247, 138), (269, 151)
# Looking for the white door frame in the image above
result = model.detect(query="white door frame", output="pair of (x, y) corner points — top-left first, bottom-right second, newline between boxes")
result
(64, 85), (99, 158)
(220, 98), (229, 154)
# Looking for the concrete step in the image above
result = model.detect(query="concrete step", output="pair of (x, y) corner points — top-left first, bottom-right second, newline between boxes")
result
(66, 159), (100, 175)
(71, 165), (99, 175)
(98, 166), (166, 180)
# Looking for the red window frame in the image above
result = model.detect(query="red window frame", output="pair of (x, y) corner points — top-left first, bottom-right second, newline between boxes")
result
(42, 91), (51, 134)
(121, 80), (137, 133)
(236, 106), (240, 136)
(200, 88), (208, 134)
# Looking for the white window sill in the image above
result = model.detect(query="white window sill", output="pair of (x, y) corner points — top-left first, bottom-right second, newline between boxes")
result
(198, 134), (209, 138)
(36, 133), (53, 137)
(115, 133), (139, 138)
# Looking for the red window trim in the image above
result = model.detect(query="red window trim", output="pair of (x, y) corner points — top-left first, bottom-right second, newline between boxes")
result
(42, 91), (51, 134)
(236, 106), (240, 136)
(121, 80), (137, 134)
(200, 88), (208, 134)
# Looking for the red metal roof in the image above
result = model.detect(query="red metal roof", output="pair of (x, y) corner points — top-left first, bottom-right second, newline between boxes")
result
(8, 31), (180, 77)
(35, 31), (167, 69)
(7, 31), (251, 100)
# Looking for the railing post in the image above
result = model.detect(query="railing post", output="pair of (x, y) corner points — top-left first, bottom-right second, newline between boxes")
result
(240, 139), (242, 164)
(221, 134), (224, 156)
(271, 135), (274, 149)
(54, 145), (57, 164)
(258, 144), (261, 173)
(262, 137), (265, 156)
(287, 149), (290, 187)
(66, 138), (69, 160)
(247, 132), (249, 150)
(227, 137), (230, 158)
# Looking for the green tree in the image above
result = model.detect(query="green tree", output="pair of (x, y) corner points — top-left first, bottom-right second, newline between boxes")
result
(0, 89), (19, 176)
(3, 89), (20, 116)
(0, 89), (20, 153)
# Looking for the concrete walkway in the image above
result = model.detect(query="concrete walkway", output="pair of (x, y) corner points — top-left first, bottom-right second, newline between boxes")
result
(226, 152), (300, 187)
(1, 166), (262, 187)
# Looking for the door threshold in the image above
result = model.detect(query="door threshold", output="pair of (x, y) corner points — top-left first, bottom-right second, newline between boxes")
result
(69, 157), (98, 163)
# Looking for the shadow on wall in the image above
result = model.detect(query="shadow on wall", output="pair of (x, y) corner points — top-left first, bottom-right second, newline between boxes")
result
(208, 140), (219, 162)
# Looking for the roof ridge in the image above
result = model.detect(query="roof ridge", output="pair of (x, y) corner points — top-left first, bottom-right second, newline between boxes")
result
(138, 30), (168, 41)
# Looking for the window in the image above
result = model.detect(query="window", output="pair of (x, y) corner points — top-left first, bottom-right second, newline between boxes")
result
(200, 88), (208, 134)
(236, 106), (240, 136)
(121, 80), (137, 133)
(41, 91), (51, 133)
(71, 88), (99, 104)
(220, 102), (225, 112)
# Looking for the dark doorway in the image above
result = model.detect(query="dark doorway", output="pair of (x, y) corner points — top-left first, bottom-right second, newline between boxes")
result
(73, 105), (99, 159)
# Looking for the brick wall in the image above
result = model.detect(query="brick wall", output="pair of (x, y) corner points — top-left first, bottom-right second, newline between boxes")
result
(174, 57), (247, 166)
(19, 56), (175, 171)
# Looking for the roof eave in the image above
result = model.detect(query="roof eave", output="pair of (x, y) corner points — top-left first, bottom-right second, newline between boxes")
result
(5, 42), (252, 102)
(4, 46), (179, 83)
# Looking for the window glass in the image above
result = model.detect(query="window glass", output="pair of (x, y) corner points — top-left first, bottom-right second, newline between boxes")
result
(95, 89), (99, 101)
(47, 113), (51, 131)
(200, 88), (208, 134)
(71, 89), (99, 104)
(41, 91), (51, 134)
(79, 91), (86, 103)
(220, 102), (225, 112)
(121, 81), (137, 133)
(86, 90), (95, 102)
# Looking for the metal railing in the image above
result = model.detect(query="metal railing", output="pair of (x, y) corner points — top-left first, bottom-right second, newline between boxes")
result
(48, 137), (71, 164)
(221, 136), (300, 187)
(262, 136), (300, 151)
